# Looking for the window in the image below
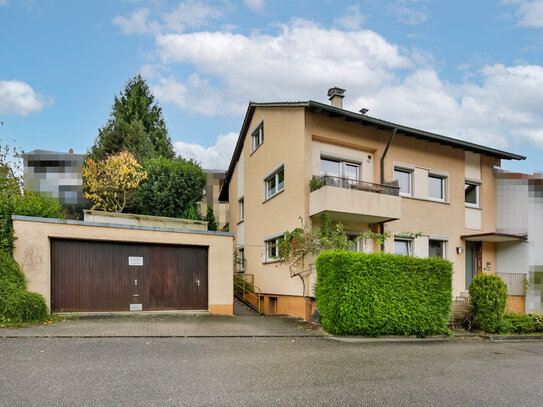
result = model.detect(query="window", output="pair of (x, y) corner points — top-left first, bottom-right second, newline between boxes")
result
(238, 248), (245, 272)
(239, 197), (244, 221)
(320, 158), (360, 180)
(347, 234), (362, 252)
(429, 239), (446, 259)
(264, 237), (281, 262)
(265, 166), (284, 200)
(428, 175), (446, 201)
(394, 168), (412, 196)
(465, 182), (480, 207)
(251, 123), (264, 152)
(394, 238), (412, 256)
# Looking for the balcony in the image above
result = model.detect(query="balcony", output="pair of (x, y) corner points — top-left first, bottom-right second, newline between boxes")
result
(309, 176), (402, 224)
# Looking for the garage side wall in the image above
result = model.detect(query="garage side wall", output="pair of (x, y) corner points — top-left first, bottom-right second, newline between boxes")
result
(12, 218), (234, 315)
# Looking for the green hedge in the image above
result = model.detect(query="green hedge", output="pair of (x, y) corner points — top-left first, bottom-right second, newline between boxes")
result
(315, 251), (452, 336)
(0, 251), (48, 323)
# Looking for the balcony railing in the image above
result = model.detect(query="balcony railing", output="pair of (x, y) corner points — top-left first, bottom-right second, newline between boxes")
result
(497, 272), (526, 296)
(311, 175), (400, 196)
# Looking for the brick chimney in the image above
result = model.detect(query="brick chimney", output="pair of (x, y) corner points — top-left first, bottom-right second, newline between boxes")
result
(327, 87), (345, 109)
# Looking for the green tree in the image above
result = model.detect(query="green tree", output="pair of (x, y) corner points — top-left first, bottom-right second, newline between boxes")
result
(137, 156), (206, 218)
(205, 206), (218, 231)
(89, 74), (175, 162)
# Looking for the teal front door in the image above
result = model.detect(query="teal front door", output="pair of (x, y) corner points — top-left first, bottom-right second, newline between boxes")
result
(465, 242), (481, 289)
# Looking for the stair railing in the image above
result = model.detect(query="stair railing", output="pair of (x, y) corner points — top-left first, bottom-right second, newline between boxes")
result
(234, 273), (264, 314)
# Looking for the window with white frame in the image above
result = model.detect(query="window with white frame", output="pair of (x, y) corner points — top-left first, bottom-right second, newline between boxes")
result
(265, 166), (284, 200)
(465, 181), (480, 207)
(320, 157), (360, 180)
(264, 236), (282, 262)
(394, 168), (412, 196)
(429, 239), (446, 259)
(428, 174), (446, 201)
(394, 238), (412, 256)
(239, 197), (244, 221)
(251, 123), (264, 152)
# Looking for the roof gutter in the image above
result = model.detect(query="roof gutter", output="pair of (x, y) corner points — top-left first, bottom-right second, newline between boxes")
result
(380, 127), (398, 184)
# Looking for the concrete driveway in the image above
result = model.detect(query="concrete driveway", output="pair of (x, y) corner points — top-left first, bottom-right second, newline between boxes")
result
(0, 313), (324, 338)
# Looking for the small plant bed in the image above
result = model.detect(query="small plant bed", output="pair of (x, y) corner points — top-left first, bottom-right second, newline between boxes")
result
(450, 275), (543, 338)
(1, 314), (78, 329)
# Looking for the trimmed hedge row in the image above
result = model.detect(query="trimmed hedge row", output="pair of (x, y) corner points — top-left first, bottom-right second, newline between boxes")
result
(315, 251), (452, 336)
(0, 251), (48, 323)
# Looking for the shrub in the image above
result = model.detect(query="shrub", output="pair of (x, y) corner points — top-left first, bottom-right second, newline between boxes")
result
(469, 274), (508, 333)
(529, 314), (543, 333)
(0, 189), (64, 254)
(0, 251), (48, 323)
(0, 285), (48, 323)
(315, 251), (452, 336)
(503, 312), (535, 334)
(0, 250), (25, 288)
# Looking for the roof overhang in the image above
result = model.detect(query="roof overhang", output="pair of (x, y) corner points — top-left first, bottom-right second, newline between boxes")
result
(461, 232), (528, 243)
(218, 100), (526, 202)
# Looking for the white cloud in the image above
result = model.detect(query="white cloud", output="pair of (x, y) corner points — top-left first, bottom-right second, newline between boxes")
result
(112, 8), (156, 34)
(173, 132), (238, 170)
(245, 0), (265, 12)
(113, 5), (543, 154)
(113, 1), (222, 34)
(0, 80), (48, 116)
(154, 19), (412, 115)
(515, 0), (543, 27)
(351, 64), (543, 149)
(162, 0), (222, 32)
(335, 5), (365, 30)
(386, 1), (429, 25)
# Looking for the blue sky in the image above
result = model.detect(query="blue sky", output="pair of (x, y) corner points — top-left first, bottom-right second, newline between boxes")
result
(1, 0), (543, 172)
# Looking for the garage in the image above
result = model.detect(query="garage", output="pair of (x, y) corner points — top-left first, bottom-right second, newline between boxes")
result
(12, 215), (234, 315)
(51, 239), (208, 312)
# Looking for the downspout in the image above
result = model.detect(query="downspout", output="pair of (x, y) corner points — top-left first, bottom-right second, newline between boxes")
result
(379, 127), (398, 251)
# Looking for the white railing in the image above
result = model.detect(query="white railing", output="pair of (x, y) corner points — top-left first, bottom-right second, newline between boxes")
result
(497, 272), (526, 296)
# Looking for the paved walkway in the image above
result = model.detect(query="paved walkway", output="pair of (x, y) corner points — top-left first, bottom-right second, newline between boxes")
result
(0, 313), (324, 338)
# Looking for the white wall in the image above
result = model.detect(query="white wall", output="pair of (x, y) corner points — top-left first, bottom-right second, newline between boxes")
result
(496, 241), (529, 274)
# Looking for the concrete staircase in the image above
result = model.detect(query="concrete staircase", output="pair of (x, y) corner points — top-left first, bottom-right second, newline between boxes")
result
(452, 291), (471, 322)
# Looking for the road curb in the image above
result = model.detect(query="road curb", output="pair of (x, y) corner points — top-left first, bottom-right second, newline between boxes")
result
(0, 334), (324, 339)
(325, 335), (455, 344)
(481, 334), (543, 341)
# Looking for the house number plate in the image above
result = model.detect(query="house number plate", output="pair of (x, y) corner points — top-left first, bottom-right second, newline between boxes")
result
(128, 256), (144, 266)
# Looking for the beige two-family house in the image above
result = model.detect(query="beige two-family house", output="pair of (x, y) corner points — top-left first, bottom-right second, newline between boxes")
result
(219, 88), (525, 320)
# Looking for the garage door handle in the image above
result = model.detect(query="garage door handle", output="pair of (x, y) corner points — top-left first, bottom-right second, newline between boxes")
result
(196, 280), (200, 287)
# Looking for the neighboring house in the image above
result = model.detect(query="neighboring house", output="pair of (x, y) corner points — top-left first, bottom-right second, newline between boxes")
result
(219, 88), (525, 320)
(22, 149), (87, 206)
(495, 171), (543, 314)
(201, 169), (229, 229)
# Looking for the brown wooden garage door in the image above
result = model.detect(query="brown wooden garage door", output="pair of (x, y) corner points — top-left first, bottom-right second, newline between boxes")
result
(51, 239), (208, 312)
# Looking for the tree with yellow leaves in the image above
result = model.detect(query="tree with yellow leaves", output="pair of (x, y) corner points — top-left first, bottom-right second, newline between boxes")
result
(82, 151), (147, 213)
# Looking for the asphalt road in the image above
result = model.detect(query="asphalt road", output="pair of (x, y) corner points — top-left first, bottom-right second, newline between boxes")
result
(1, 337), (542, 406)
